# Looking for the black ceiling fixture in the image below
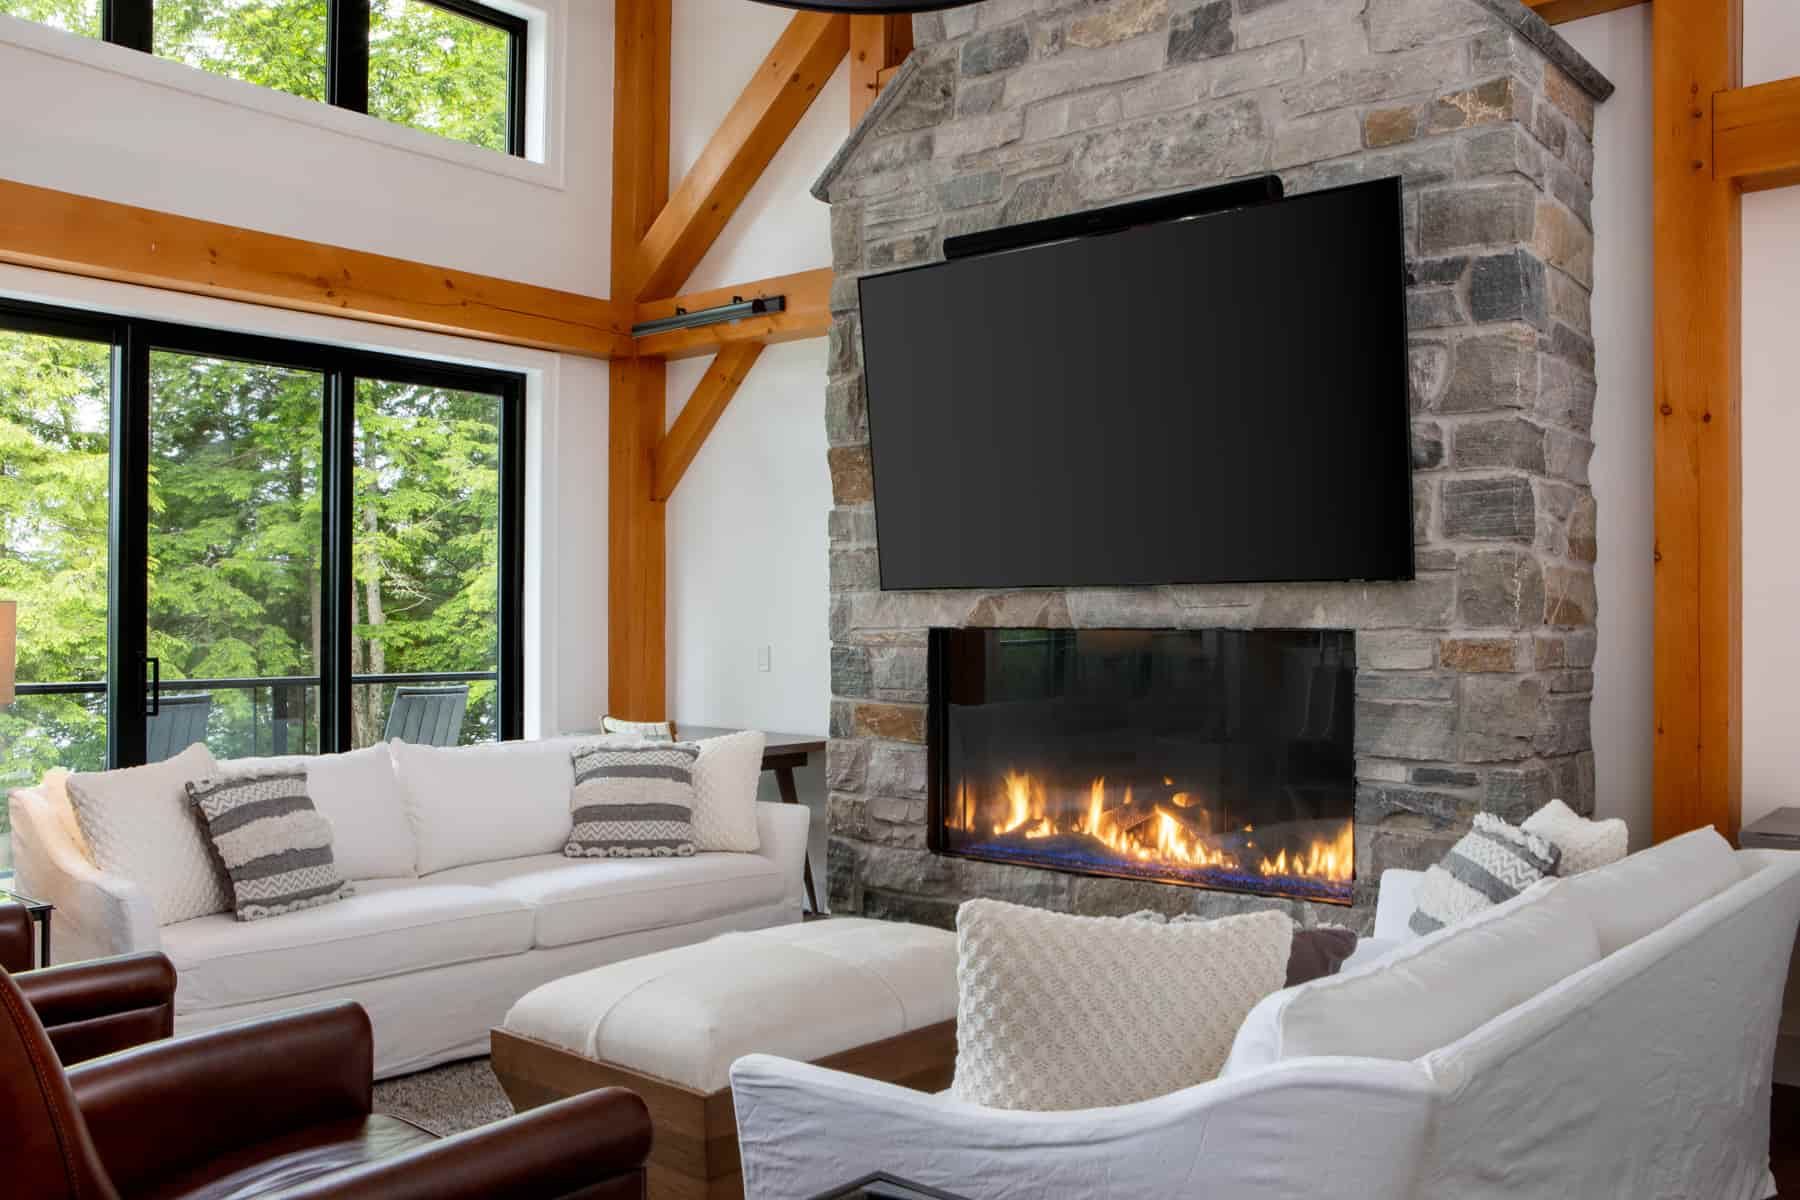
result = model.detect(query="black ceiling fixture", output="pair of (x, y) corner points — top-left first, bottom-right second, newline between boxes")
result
(748, 0), (979, 12)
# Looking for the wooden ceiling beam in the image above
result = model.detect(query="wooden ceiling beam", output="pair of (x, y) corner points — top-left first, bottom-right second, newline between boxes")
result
(0, 179), (633, 358)
(632, 267), (832, 359)
(1652, 0), (1742, 842)
(851, 15), (912, 124)
(631, 13), (848, 301)
(652, 342), (766, 501)
(1715, 75), (1800, 192)
(1524, 0), (1648, 24)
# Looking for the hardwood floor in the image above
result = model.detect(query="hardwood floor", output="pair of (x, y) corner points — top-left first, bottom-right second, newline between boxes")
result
(1775, 1085), (1800, 1196)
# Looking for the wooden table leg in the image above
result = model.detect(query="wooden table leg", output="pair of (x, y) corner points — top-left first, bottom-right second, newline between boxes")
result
(773, 764), (820, 915)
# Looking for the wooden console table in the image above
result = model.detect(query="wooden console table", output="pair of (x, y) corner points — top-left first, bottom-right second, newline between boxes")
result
(679, 726), (826, 914)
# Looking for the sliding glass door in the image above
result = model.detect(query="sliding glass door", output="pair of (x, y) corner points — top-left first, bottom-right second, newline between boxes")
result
(145, 348), (326, 762)
(0, 300), (523, 863)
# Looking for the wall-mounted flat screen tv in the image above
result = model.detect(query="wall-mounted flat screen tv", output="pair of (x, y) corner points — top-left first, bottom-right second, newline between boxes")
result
(857, 176), (1414, 591)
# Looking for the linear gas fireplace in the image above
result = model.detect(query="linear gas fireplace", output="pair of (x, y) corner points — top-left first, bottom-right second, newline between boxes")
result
(928, 628), (1357, 904)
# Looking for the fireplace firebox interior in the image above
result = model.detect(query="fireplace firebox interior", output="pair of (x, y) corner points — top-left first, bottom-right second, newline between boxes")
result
(929, 628), (1357, 904)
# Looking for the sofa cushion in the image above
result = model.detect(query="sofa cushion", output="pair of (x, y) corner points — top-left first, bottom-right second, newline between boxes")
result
(160, 880), (533, 1010)
(67, 744), (231, 926)
(429, 851), (785, 948)
(1558, 825), (1742, 956)
(225, 746), (417, 881)
(391, 739), (575, 874)
(1223, 883), (1599, 1075)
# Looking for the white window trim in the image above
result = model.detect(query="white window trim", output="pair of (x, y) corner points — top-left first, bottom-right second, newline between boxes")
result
(0, 1), (568, 192)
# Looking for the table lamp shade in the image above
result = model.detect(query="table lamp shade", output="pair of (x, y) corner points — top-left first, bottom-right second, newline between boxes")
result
(0, 600), (14, 706)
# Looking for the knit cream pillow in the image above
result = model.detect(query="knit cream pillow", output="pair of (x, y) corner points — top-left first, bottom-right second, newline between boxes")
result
(67, 743), (230, 925)
(1521, 798), (1628, 875)
(951, 899), (1293, 1111)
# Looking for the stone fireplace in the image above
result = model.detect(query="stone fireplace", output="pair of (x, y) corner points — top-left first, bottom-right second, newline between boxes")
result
(816, 0), (1610, 930)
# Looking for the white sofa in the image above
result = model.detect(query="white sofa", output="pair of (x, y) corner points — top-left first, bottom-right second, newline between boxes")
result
(731, 834), (1800, 1200)
(8, 738), (810, 1078)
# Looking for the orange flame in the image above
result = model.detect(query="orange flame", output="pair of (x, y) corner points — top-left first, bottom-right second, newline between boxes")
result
(957, 770), (1351, 884)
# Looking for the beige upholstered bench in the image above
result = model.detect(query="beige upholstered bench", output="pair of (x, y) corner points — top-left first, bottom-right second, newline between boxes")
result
(492, 918), (957, 1200)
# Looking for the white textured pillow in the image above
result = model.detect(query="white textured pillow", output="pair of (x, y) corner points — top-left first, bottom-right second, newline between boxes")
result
(1521, 798), (1628, 876)
(689, 731), (764, 852)
(66, 743), (230, 925)
(1223, 884), (1597, 1075)
(952, 899), (1292, 1110)
(391, 739), (576, 874)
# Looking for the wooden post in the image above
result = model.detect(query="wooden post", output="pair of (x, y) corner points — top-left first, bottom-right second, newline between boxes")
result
(850, 14), (912, 124)
(1652, 0), (1742, 842)
(608, 0), (672, 720)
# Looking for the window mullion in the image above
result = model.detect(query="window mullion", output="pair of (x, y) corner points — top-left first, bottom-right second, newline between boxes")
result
(327, 0), (371, 113)
(321, 370), (357, 752)
(102, 0), (153, 53)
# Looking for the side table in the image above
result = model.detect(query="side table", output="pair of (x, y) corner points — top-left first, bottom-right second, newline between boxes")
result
(1, 888), (53, 969)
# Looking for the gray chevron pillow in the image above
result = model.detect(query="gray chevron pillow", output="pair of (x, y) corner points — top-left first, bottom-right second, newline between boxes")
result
(566, 741), (700, 858)
(1410, 813), (1561, 935)
(188, 768), (353, 922)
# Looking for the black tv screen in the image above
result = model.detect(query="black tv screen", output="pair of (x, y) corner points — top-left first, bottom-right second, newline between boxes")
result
(857, 177), (1414, 591)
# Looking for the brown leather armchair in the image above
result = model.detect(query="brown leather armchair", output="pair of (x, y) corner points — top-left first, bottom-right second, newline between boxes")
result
(3, 963), (653, 1199)
(1, 897), (34, 972)
(3, 899), (179, 1065)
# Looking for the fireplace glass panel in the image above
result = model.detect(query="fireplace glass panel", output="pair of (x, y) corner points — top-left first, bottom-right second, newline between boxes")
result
(931, 628), (1356, 903)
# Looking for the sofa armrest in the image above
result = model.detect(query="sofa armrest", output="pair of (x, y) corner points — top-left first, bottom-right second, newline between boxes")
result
(280, 1088), (653, 1200)
(755, 800), (811, 915)
(69, 1000), (373, 1194)
(16, 951), (177, 1065)
(1373, 868), (1426, 941)
(9, 787), (160, 963)
(729, 1054), (1437, 1200)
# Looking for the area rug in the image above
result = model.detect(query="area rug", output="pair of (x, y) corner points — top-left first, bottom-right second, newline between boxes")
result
(372, 1057), (515, 1136)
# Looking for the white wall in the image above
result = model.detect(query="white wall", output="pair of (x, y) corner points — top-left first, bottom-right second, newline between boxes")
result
(0, 3), (610, 294)
(0, 2), (615, 735)
(666, 0), (842, 872)
(1741, 2), (1800, 829)
(1563, 0), (1800, 838)
(1559, 8), (1655, 847)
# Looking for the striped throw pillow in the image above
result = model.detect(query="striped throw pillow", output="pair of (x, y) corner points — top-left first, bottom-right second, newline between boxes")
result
(1409, 813), (1561, 935)
(187, 769), (352, 922)
(566, 741), (700, 858)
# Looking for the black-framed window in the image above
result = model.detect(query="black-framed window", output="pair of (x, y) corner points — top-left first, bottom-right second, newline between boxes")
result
(0, 295), (526, 785)
(0, 0), (528, 156)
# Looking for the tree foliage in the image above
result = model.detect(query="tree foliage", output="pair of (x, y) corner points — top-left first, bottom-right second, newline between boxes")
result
(0, 330), (504, 799)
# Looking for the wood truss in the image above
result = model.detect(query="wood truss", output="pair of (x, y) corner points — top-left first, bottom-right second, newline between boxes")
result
(606, 5), (911, 718)
(1524, 0), (1646, 24)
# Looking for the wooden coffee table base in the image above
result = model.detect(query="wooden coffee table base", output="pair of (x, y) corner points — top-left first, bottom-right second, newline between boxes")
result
(492, 1021), (957, 1200)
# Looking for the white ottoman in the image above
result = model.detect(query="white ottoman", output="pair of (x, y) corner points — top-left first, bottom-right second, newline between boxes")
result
(492, 918), (957, 1200)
